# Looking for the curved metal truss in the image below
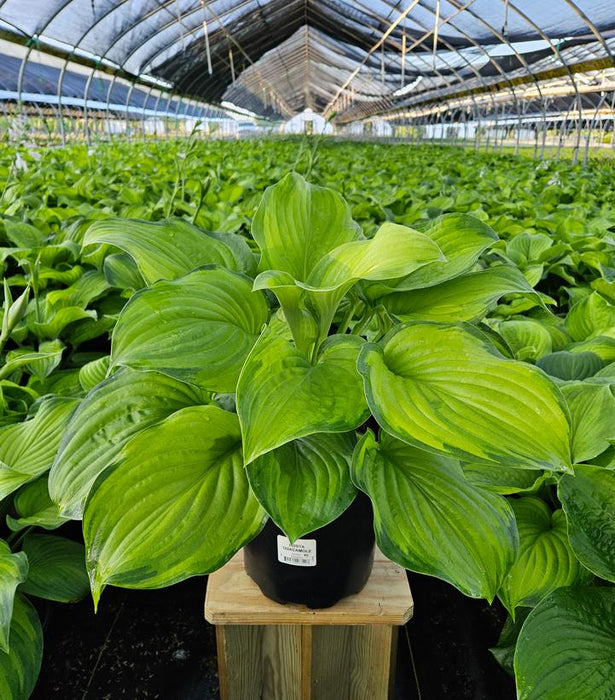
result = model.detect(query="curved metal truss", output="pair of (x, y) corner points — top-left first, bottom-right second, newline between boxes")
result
(0, 0), (614, 147)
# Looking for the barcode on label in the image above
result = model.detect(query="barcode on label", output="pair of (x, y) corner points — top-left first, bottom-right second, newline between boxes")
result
(277, 535), (317, 567)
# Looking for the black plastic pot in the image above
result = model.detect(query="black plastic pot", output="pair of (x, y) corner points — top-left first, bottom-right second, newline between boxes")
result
(243, 492), (375, 608)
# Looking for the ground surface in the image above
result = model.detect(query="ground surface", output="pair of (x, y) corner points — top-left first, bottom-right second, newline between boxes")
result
(32, 569), (514, 699)
(31, 576), (219, 699)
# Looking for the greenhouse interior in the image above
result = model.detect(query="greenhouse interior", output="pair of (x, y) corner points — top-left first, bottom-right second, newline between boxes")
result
(0, 1), (615, 699)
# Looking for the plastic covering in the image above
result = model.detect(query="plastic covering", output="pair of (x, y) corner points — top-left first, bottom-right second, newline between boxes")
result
(0, 0), (614, 126)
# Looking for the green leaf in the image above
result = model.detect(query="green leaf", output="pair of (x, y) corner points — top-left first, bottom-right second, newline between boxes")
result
(496, 319), (553, 362)
(252, 172), (360, 280)
(559, 465), (615, 582)
(45, 270), (109, 309)
(0, 340), (65, 381)
(237, 327), (369, 464)
(366, 213), (499, 296)
(305, 221), (443, 291)
(103, 252), (146, 290)
(3, 221), (44, 248)
(596, 360), (615, 378)
(358, 322), (571, 470)
(490, 608), (531, 676)
(30, 306), (97, 340)
(499, 497), (592, 613)
(78, 355), (110, 392)
(0, 397), (79, 499)
(569, 335), (615, 361)
(247, 432), (356, 542)
(561, 381), (615, 462)
(506, 232), (553, 266)
(515, 587), (615, 700)
(256, 221), (444, 346)
(0, 541), (28, 652)
(380, 267), (541, 323)
(49, 367), (206, 519)
(537, 351), (602, 381)
(463, 464), (544, 495)
(83, 218), (253, 283)
(111, 267), (268, 393)
(20, 533), (89, 603)
(352, 431), (517, 600)
(84, 406), (265, 605)
(0, 594), (42, 699)
(6, 476), (68, 532)
(566, 291), (615, 342)
(252, 270), (319, 355)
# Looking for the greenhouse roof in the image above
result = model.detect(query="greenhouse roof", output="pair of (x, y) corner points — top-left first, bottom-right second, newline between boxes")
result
(0, 1), (614, 121)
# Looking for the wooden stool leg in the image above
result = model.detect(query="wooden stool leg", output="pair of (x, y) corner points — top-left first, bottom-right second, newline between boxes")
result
(216, 624), (302, 700)
(310, 625), (397, 700)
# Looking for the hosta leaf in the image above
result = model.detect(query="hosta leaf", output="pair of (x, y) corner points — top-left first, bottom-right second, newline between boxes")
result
(352, 431), (517, 600)
(522, 264), (544, 287)
(515, 587), (615, 700)
(237, 328), (369, 464)
(20, 534), (89, 603)
(559, 465), (615, 582)
(561, 381), (615, 462)
(103, 252), (146, 290)
(499, 498), (591, 613)
(45, 270), (109, 309)
(306, 222), (444, 290)
(463, 463), (544, 494)
(380, 267), (540, 323)
(78, 355), (110, 392)
(65, 314), (116, 348)
(29, 368), (82, 398)
(566, 291), (615, 342)
(367, 213), (499, 296)
(247, 432), (356, 542)
(0, 397), (79, 499)
(252, 171), (360, 280)
(38, 264), (84, 286)
(255, 222), (443, 346)
(0, 594), (42, 699)
(490, 608), (532, 676)
(0, 541), (28, 652)
(2, 221), (44, 248)
(0, 340), (64, 381)
(83, 218), (252, 283)
(569, 335), (615, 361)
(596, 361), (615, 378)
(358, 322), (571, 470)
(506, 232), (553, 266)
(111, 267), (268, 393)
(537, 351), (602, 381)
(49, 368), (206, 519)
(30, 306), (97, 340)
(6, 476), (68, 532)
(84, 406), (265, 605)
(252, 270), (319, 355)
(496, 319), (552, 362)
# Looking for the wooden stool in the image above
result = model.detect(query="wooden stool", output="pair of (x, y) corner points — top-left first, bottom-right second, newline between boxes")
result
(205, 549), (413, 700)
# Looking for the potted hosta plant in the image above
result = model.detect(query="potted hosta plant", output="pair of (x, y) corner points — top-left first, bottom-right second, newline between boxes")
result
(47, 173), (615, 698)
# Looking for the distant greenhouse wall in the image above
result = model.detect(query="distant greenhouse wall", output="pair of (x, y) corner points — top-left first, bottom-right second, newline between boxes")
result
(281, 110), (334, 135)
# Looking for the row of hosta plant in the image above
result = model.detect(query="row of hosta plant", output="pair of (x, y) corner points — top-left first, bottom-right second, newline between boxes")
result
(0, 139), (613, 698)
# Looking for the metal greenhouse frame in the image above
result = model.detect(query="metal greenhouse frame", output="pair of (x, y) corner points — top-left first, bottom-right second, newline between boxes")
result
(0, 1), (613, 161)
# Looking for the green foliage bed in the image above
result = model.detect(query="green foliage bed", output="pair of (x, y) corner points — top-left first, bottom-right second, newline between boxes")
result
(1, 137), (615, 699)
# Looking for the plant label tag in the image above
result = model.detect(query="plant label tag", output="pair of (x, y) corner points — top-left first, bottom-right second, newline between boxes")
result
(277, 535), (317, 567)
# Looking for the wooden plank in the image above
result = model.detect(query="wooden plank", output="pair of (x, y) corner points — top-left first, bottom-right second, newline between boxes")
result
(300, 626), (312, 700)
(310, 625), (396, 700)
(218, 624), (303, 700)
(205, 549), (413, 627)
